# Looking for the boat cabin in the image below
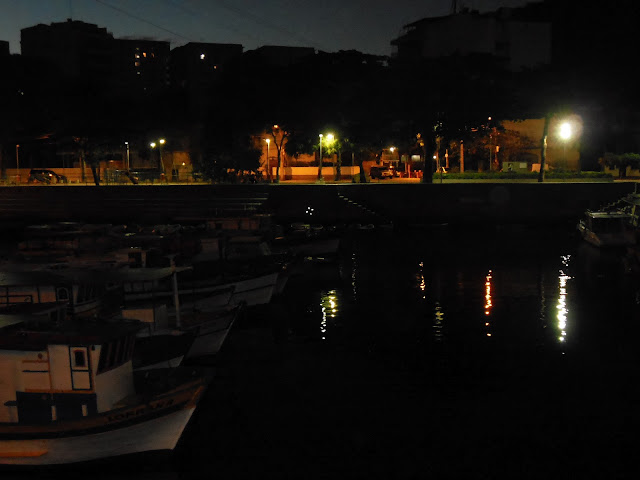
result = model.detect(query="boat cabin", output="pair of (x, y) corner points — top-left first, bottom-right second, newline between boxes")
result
(0, 312), (141, 424)
(0, 268), (116, 318)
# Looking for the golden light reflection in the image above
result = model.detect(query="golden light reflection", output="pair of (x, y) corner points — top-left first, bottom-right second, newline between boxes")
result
(557, 255), (571, 344)
(418, 261), (426, 299)
(320, 289), (339, 341)
(484, 270), (493, 337)
(433, 301), (444, 342)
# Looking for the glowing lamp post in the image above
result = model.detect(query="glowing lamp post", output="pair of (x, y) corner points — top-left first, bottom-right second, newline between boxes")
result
(15, 144), (20, 183)
(559, 122), (572, 167)
(150, 139), (166, 178)
(265, 138), (271, 181)
(318, 134), (324, 181)
(317, 133), (334, 182)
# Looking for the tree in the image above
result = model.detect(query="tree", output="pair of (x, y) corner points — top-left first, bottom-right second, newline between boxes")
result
(270, 125), (290, 183)
(600, 152), (640, 179)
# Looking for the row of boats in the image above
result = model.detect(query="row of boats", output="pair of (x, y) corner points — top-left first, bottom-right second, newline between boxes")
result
(0, 215), (341, 466)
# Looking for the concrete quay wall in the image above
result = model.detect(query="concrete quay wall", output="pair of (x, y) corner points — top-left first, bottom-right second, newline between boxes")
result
(267, 182), (637, 226)
(0, 182), (635, 228)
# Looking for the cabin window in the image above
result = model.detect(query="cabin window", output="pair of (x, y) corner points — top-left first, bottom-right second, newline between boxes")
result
(73, 350), (86, 367)
(98, 342), (112, 372)
(97, 337), (134, 373)
(57, 287), (69, 301)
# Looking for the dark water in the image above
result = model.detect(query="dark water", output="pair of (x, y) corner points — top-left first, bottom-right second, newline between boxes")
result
(13, 224), (640, 479)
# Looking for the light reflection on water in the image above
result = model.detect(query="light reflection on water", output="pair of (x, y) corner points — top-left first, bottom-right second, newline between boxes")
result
(319, 289), (340, 341)
(433, 301), (444, 342)
(484, 270), (493, 337)
(293, 228), (633, 357)
(557, 254), (572, 346)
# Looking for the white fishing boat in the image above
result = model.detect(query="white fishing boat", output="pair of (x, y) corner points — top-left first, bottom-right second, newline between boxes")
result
(0, 268), (119, 319)
(110, 268), (244, 365)
(577, 210), (636, 248)
(0, 308), (211, 466)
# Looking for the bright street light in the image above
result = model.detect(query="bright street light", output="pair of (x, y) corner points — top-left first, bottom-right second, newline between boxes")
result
(318, 133), (335, 182)
(559, 122), (572, 140)
(150, 139), (166, 176)
(265, 138), (271, 181)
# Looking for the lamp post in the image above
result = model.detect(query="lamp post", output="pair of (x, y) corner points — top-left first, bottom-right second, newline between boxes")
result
(559, 122), (572, 167)
(318, 134), (324, 181)
(265, 138), (271, 181)
(150, 139), (166, 178)
(15, 144), (20, 183)
(125, 141), (130, 170)
(159, 139), (166, 175)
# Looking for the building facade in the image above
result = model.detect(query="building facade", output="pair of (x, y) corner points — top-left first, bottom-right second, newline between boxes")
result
(391, 6), (551, 71)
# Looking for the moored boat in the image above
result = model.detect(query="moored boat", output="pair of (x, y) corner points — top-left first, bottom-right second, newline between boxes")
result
(577, 210), (636, 248)
(0, 310), (211, 466)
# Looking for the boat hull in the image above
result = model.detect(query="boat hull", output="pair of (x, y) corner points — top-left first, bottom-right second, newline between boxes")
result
(229, 271), (278, 306)
(0, 371), (207, 466)
(0, 406), (195, 465)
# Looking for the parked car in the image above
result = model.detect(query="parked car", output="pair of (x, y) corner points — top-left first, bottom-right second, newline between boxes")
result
(27, 169), (68, 184)
(370, 166), (397, 179)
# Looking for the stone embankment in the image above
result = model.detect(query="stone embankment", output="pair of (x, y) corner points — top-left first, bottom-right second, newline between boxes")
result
(0, 182), (635, 228)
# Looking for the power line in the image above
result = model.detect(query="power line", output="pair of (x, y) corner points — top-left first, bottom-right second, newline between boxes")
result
(159, 0), (264, 45)
(209, 0), (326, 49)
(93, 0), (194, 42)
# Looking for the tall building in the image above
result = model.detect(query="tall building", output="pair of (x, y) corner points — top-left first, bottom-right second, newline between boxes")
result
(21, 20), (115, 84)
(20, 20), (170, 95)
(390, 4), (551, 71)
(0, 41), (9, 56)
(115, 38), (170, 94)
(169, 42), (243, 90)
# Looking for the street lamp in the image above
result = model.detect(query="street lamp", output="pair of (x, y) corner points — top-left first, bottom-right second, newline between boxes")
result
(150, 139), (166, 176)
(265, 138), (271, 181)
(558, 122), (572, 166)
(15, 144), (20, 183)
(125, 141), (130, 170)
(318, 133), (335, 182)
(559, 122), (572, 140)
(318, 134), (324, 181)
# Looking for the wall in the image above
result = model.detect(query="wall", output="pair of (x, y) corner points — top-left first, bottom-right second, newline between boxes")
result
(502, 118), (581, 170)
(271, 166), (360, 181)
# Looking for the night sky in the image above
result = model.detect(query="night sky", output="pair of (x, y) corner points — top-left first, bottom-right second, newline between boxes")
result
(1, 0), (533, 55)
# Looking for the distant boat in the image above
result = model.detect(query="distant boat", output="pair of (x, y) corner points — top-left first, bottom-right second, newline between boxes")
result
(0, 306), (211, 466)
(0, 267), (120, 319)
(132, 304), (244, 367)
(577, 210), (636, 248)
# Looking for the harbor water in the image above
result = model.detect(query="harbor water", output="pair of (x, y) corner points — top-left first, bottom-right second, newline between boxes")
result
(8, 223), (640, 479)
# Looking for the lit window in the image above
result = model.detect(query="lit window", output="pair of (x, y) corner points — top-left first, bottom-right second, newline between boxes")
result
(200, 53), (205, 60)
(143, 52), (147, 58)
(135, 61), (140, 67)
(135, 54), (140, 59)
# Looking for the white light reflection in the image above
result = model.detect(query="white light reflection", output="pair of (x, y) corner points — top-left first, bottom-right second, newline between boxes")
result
(484, 270), (493, 337)
(351, 252), (358, 299)
(320, 289), (339, 341)
(557, 255), (572, 344)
